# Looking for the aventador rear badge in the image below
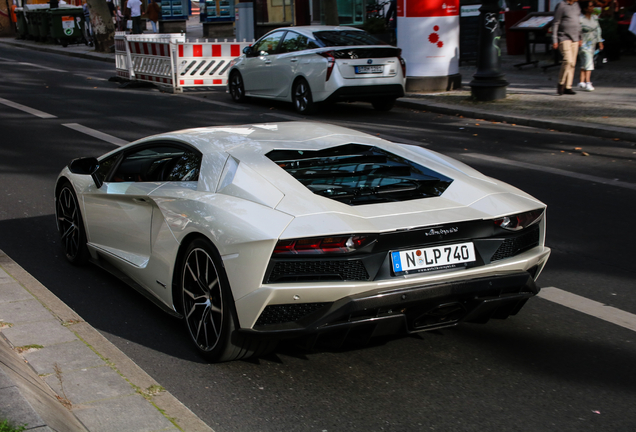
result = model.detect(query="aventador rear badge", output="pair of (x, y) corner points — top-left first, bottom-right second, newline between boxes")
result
(425, 227), (459, 236)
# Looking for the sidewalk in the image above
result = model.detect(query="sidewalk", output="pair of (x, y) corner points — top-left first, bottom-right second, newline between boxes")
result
(0, 250), (212, 432)
(1, 21), (635, 141)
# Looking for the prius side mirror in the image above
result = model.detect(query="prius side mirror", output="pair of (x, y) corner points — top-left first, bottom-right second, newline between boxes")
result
(68, 157), (103, 188)
(243, 46), (253, 56)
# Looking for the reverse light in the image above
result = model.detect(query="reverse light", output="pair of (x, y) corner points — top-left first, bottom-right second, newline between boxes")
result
(319, 51), (336, 81)
(273, 235), (375, 255)
(494, 209), (544, 231)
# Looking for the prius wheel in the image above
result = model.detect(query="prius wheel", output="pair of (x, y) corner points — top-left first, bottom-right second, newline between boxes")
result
(229, 71), (246, 102)
(179, 238), (276, 362)
(292, 78), (316, 114)
(372, 98), (396, 111)
(55, 182), (89, 265)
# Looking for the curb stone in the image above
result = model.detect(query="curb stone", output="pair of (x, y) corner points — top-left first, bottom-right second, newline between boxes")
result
(0, 250), (213, 432)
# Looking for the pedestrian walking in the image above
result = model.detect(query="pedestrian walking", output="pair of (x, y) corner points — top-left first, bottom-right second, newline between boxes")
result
(115, 5), (125, 31)
(552, 0), (582, 95)
(578, 1), (604, 91)
(147, 0), (161, 33)
(82, 0), (93, 46)
(127, 0), (144, 34)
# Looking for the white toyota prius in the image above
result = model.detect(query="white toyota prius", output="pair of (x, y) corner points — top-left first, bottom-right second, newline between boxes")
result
(227, 26), (407, 114)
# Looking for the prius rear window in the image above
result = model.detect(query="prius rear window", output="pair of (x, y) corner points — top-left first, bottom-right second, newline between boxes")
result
(313, 31), (386, 47)
(267, 144), (453, 206)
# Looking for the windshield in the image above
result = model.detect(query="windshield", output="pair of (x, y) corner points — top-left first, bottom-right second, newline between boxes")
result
(313, 30), (386, 47)
(267, 144), (453, 205)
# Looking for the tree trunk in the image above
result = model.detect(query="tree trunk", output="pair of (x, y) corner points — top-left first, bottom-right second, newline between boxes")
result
(322, 0), (339, 26)
(86, 0), (115, 53)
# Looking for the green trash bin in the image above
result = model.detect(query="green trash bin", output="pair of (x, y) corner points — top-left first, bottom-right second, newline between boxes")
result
(16, 8), (28, 40)
(37, 10), (51, 42)
(25, 9), (39, 40)
(49, 6), (84, 47)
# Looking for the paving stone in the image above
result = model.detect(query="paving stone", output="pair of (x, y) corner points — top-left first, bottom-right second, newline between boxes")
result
(0, 268), (13, 284)
(0, 367), (14, 389)
(0, 299), (53, 325)
(0, 385), (46, 429)
(73, 394), (177, 432)
(23, 340), (104, 376)
(3, 320), (77, 348)
(0, 282), (34, 303)
(44, 365), (135, 405)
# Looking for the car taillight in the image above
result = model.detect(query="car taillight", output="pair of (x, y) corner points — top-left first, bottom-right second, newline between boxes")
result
(494, 209), (544, 231)
(397, 49), (406, 77)
(273, 235), (375, 254)
(318, 51), (336, 81)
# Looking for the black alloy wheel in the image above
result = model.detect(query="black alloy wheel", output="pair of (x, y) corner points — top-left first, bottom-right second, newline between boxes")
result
(229, 71), (246, 102)
(178, 238), (277, 362)
(56, 183), (89, 265)
(292, 78), (316, 114)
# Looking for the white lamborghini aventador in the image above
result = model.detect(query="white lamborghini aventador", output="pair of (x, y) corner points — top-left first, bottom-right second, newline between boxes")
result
(55, 122), (550, 362)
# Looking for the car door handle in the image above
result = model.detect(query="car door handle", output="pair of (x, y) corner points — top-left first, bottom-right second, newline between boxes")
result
(290, 58), (298, 63)
(133, 198), (148, 203)
(264, 60), (271, 65)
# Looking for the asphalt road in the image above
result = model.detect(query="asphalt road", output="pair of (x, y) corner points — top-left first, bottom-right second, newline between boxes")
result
(1, 44), (635, 432)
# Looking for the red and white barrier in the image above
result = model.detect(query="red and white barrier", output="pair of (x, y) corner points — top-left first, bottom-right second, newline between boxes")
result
(115, 33), (253, 92)
(175, 39), (252, 89)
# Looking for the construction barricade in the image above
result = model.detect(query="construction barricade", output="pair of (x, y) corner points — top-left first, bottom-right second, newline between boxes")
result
(115, 32), (252, 93)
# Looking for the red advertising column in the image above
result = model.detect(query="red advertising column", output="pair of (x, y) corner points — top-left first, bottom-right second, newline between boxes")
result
(397, 0), (461, 91)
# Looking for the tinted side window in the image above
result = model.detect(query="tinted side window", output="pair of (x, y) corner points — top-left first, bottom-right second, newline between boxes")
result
(278, 32), (319, 53)
(313, 30), (384, 47)
(95, 154), (120, 184)
(253, 31), (285, 55)
(110, 145), (201, 183)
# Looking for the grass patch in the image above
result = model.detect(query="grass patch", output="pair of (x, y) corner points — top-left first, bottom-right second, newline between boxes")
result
(15, 344), (43, 353)
(0, 419), (26, 432)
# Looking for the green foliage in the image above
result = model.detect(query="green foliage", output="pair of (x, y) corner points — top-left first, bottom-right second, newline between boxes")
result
(363, 17), (387, 34)
(0, 419), (27, 432)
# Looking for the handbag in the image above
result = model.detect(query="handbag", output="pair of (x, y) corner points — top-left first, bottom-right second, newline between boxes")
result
(126, 20), (133, 29)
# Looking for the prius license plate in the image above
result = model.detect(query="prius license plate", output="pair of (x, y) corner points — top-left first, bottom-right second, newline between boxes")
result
(355, 65), (383, 74)
(391, 242), (476, 275)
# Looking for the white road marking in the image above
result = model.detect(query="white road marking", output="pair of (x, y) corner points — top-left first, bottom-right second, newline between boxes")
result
(465, 153), (636, 191)
(0, 97), (57, 119)
(18, 62), (68, 72)
(178, 94), (248, 110)
(73, 73), (108, 81)
(539, 287), (636, 332)
(263, 112), (302, 121)
(62, 123), (129, 146)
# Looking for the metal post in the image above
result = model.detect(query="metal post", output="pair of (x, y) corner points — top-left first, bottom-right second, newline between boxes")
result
(469, 0), (508, 101)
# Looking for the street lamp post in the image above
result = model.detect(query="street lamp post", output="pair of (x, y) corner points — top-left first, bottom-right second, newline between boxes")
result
(469, 0), (508, 101)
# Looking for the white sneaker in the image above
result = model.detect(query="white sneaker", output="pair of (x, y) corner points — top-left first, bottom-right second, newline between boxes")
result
(586, 82), (595, 91)
(577, 82), (587, 89)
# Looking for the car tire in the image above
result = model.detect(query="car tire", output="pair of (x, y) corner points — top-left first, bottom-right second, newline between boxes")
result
(372, 98), (396, 111)
(229, 71), (246, 103)
(55, 181), (90, 265)
(292, 78), (316, 115)
(178, 238), (275, 362)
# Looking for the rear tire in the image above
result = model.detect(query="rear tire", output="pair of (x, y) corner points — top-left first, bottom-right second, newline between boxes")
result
(372, 98), (396, 111)
(55, 182), (90, 265)
(229, 71), (246, 102)
(292, 78), (316, 114)
(178, 238), (275, 362)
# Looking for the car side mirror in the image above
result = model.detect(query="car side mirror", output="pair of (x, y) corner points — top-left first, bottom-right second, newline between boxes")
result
(243, 46), (253, 56)
(68, 157), (103, 188)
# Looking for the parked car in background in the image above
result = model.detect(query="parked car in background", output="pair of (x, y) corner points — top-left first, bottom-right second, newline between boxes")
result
(227, 26), (407, 114)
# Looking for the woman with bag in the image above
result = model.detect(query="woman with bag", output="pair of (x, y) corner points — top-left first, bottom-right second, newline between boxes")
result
(578, 1), (604, 91)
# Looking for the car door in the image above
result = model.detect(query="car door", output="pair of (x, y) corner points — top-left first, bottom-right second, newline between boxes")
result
(240, 31), (285, 95)
(81, 144), (192, 269)
(269, 31), (319, 98)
